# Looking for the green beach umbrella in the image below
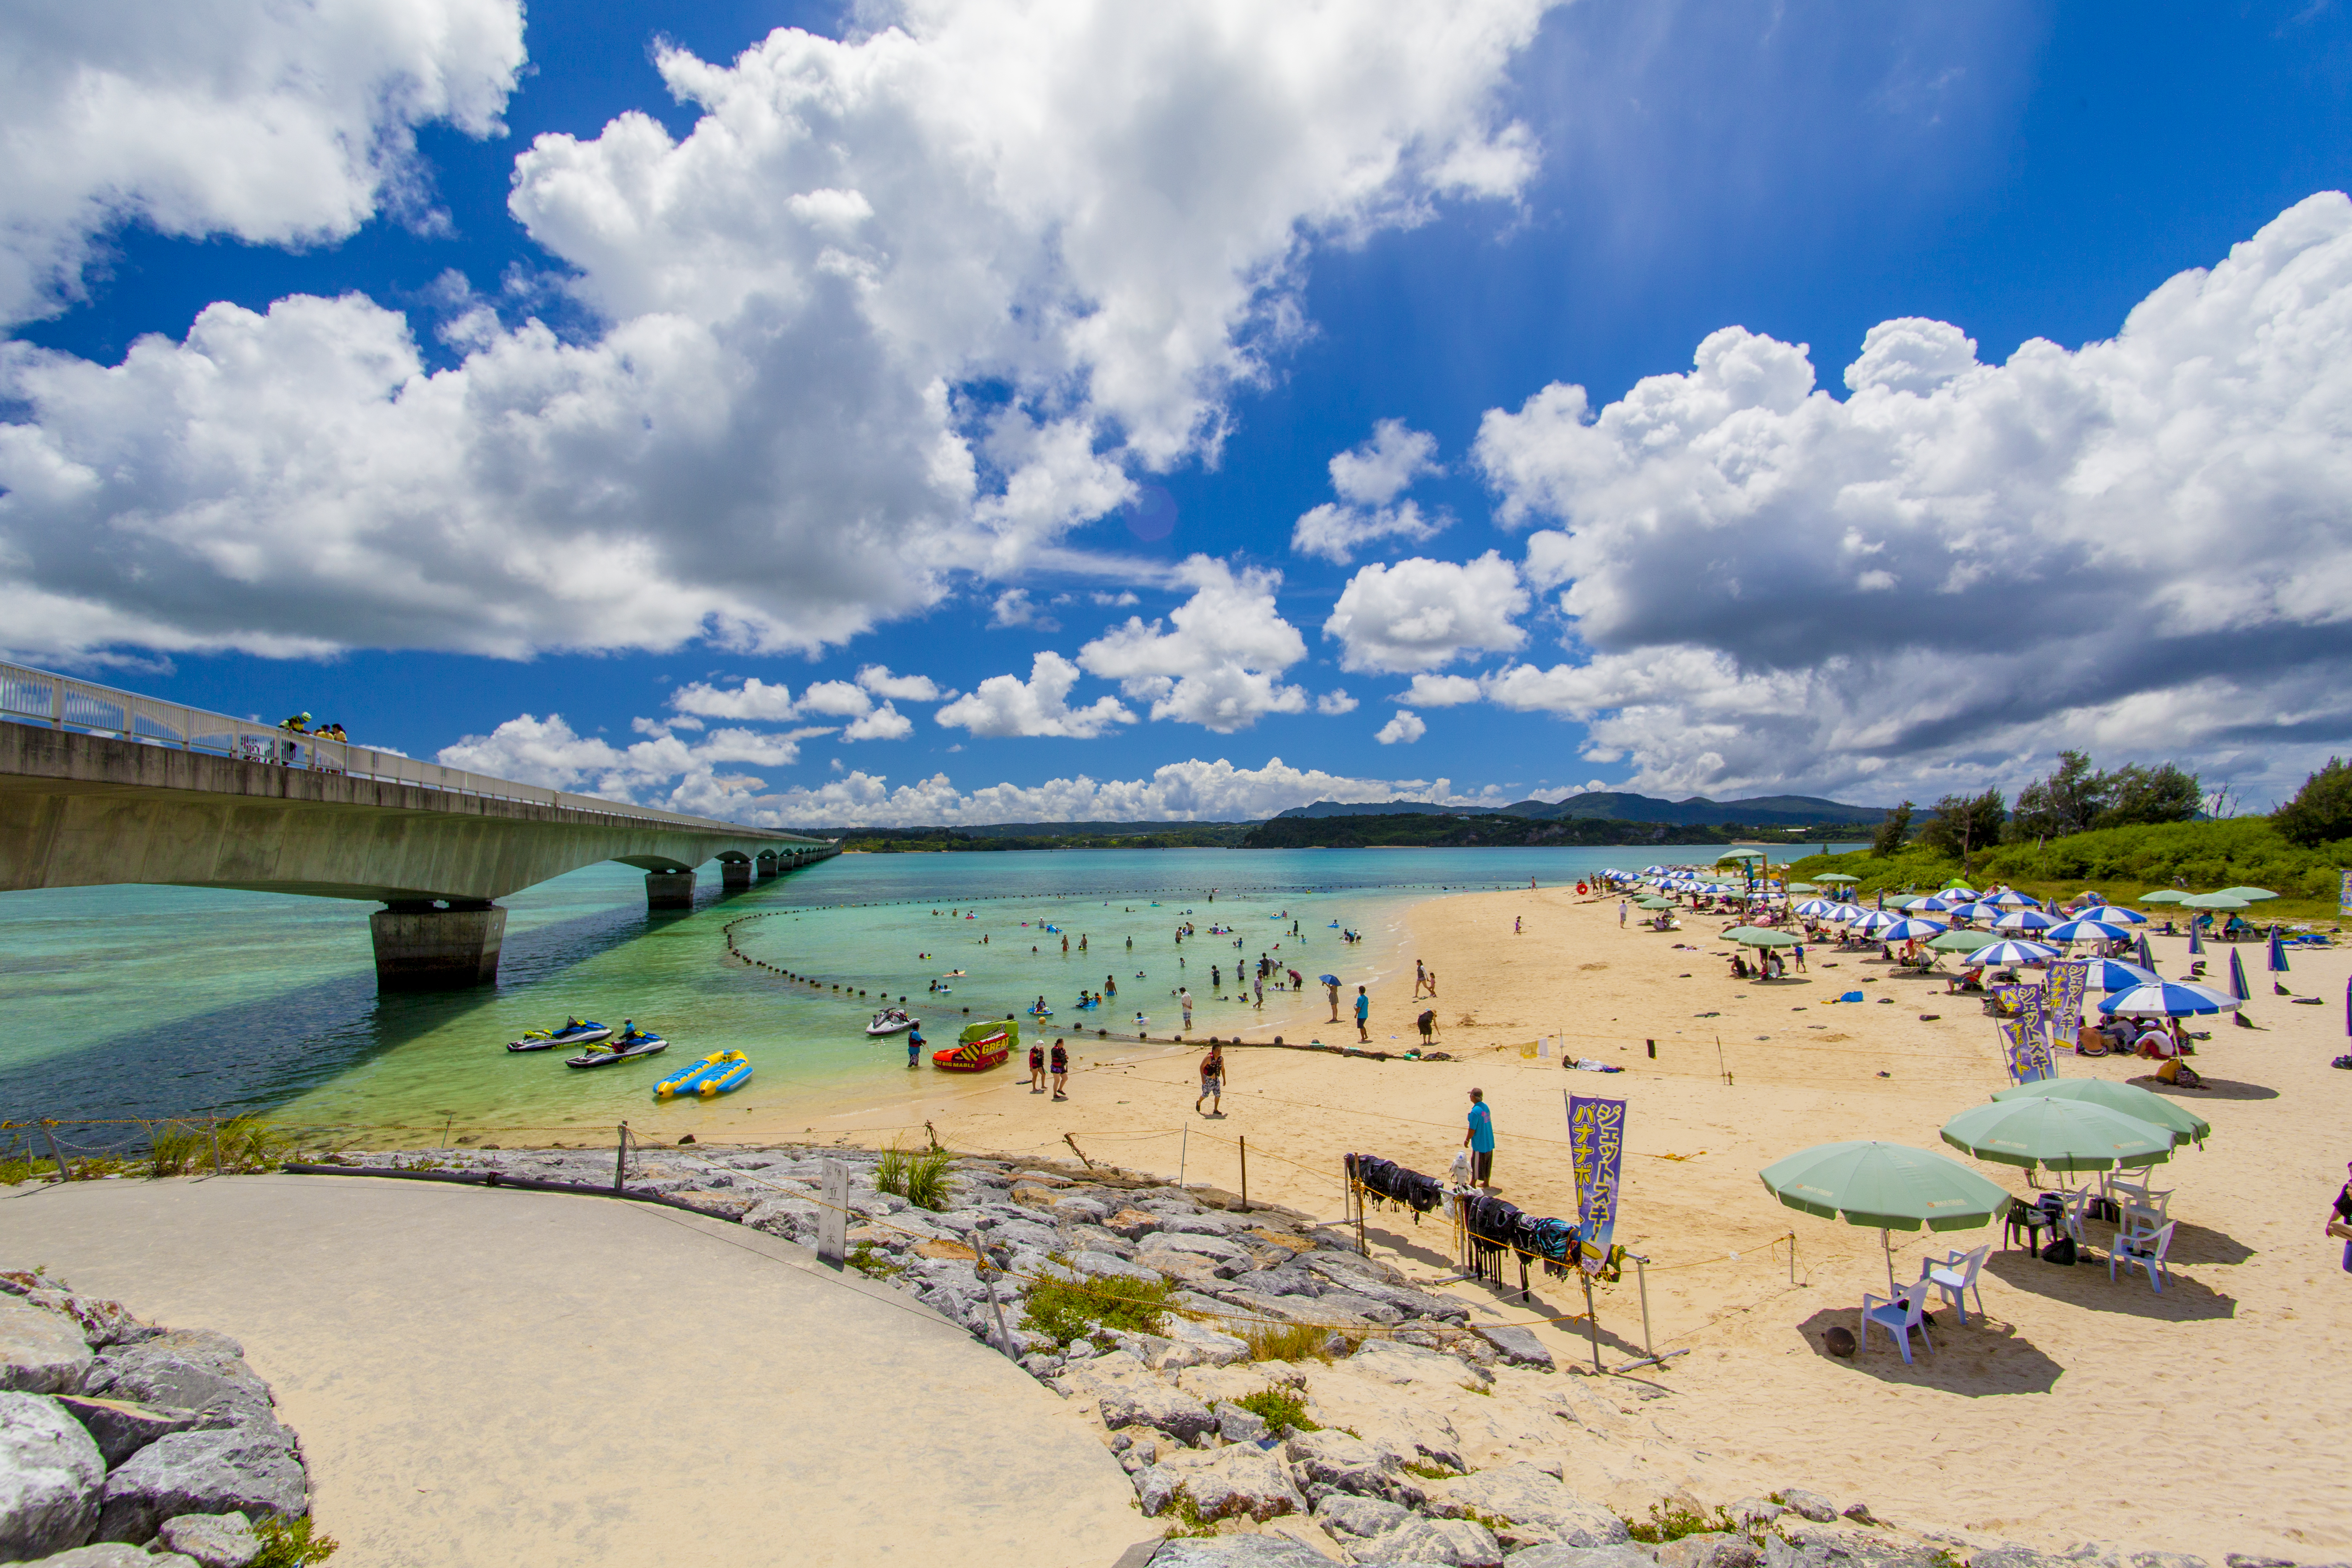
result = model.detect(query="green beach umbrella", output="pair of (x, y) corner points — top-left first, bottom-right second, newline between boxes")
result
(1725, 925), (1798, 947)
(1759, 1140), (2014, 1292)
(2179, 892), (2250, 911)
(1940, 1097), (2172, 1178)
(1990, 1077), (2210, 1148)
(2215, 886), (2279, 901)
(1940, 878), (1978, 891)
(1718, 848), (1769, 861)
(1816, 873), (1860, 885)
(2139, 890), (2189, 904)
(1926, 929), (1989, 952)
(1787, 882), (1819, 893)
(1636, 895), (1676, 909)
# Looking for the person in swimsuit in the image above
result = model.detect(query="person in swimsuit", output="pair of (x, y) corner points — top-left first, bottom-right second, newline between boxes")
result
(1196, 1044), (1225, 1116)
(907, 1027), (924, 1068)
(1050, 1039), (1069, 1101)
(1028, 1042), (1046, 1093)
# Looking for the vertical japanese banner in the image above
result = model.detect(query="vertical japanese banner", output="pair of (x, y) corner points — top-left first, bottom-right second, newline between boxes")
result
(1566, 1094), (1627, 1274)
(2339, 868), (2352, 918)
(2045, 960), (2088, 1061)
(1989, 984), (2052, 1082)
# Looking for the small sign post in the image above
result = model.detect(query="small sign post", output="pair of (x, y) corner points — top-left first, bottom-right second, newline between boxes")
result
(817, 1158), (849, 1268)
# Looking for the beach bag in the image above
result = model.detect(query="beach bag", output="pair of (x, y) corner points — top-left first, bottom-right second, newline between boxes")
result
(2039, 1236), (2076, 1266)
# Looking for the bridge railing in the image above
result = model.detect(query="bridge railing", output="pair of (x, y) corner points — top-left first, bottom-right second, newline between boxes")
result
(0, 659), (828, 843)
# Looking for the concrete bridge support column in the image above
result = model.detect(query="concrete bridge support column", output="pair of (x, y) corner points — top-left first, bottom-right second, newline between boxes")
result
(721, 858), (753, 891)
(371, 901), (506, 992)
(646, 870), (696, 911)
(755, 851), (780, 879)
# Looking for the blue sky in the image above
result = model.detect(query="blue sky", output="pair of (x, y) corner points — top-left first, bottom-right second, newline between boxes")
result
(6, 0), (2352, 824)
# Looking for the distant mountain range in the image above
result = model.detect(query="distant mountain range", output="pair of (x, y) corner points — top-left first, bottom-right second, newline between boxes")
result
(1275, 792), (1889, 827)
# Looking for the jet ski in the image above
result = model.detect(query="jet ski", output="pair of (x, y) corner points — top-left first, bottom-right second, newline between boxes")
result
(510, 1018), (612, 1052)
(566, 1027), (668, 1068)
(866, 1007), (919, 1037)
(655, 1051), (752, 1099)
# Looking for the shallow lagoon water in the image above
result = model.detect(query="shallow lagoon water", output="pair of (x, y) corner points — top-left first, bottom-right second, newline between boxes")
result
(1, 845), (1811, 1140)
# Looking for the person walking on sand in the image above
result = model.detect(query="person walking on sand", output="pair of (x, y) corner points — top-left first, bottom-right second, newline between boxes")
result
(1463, 1088), (1496, 1187)
(1618, 898), (1628, 928)
(1327, 978), (1341, 1021)
(1514, 916), (1522, 935)
(2329, 1158), (2352, 1273)
(1180, 988), (1194, 1031)
(1050, 1039), (1070, 1101)
(1196, 1044), (1225, 1116)
(1354, 985), (1370, 1042)
(1253, 972), (1264, 1010)
(1414, 959), (1429, 998)
(1028, 1040), (1046, 1093)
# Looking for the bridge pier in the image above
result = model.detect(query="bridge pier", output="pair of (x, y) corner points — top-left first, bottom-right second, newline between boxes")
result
(645, 869), (696, 911)
(721, 857), (753, 891)
(755, 851), (780, 879)
(370, 901), (506, 991)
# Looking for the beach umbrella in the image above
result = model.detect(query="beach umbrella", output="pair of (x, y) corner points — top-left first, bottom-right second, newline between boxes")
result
(1816, 873), (1860, 886)
(1852, 910), (1903, 933)
(1787, 882), (1819, 893)
(2215, 886), (2279, 902)
(1636, 895), (1675, 909)
(1718, 848), (1769, 861)
(1827, 903), (1870, 923)
(2180, 893), (2251, 912)
(1945, 901), (2000, 921)
(1318, 974), (1340, 985)
(2139, 890), (2188, 904)
(1940, 1098), (2173, 1179)
(2227, 949), (2252, 1003)
(1927, 929), (1991, 953)
(2188, 921), (2205, 955)
(1912, 895), (1957, 913)
(1964, 939), (2060, 967)
(1796, 899), (1840, 918)
(2086, 957), (2161, 992)
(1984, 890), (2041, 908)
(1940, 880), (1979, 893)
(1991, 1077), (2210, 1146)
(1759, 1140), (2013, 1292)
(1879, 917), (1947, 941)
(1725, 925), (1799, 947)
(2098, 979), (2240, 1017)
(2267, 927), (2289, 975)
(2135, 933), (2156, 969)
(2086, 904), (2146, 925)
(2045, 917), (2132, 943)
(1992, 908), (2058, 932)
(1642, 864), (1666, 875)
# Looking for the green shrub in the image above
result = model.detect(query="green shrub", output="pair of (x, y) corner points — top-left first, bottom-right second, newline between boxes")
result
(1230, 1385), (1317, 1432)
(902, 1147), (955, 1211)
(1018, 1258), (1177, 1345)
(875, 1143), (908, 1197)
(1626, 1501), (1736, 1544)
(145, 1122), (206, 1178)
(251, 1515), (338, 1567)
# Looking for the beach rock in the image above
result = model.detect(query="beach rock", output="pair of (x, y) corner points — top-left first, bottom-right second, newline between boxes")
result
(1135, 1445), (1307, 1522)
(1765, 1524), (1947, 1568)
(1054, 1196), (1112, 1224)
(1344, 1338), (1478, 1388)
(2223, 1559), (2295, 1568)
(55, 1396), (201, 1468)
(78, 1347), (272, 1432)
(1429, 1465), (1627, 1549)
(1472, 1324), (1555, 1370)
(1214, 1402), (1270, 1444)
(1314, 1491), (1411, 1540)
(1068, 1251), (1166, 1285)
(1142, 1249), (1236, 1289)
(1728, 1501), (1787, 1529)
(21, 1546), (198, 1568)
(2128, 1557), (2208, 1568)
(1314, 1291), (1405, 1326)
(1099, 1383), (1216, 1443)
(1777, 1492), (1840, 1524)
(1105, 1208), (1164, 1240)
(27, 1298), (153, 1352)
(1153, 1232), (1253, 1263)
(0, 1392), (106, 1560)
(985, 1217), (1064, 1253)
(0, 1300), (93, 1396)
(1505, 1547), (1661, 1568)
(1965, 1554), (2073, 1568)
(157, 1511), (261, 1568)
(1236, 1266), (1320, 1298)
(1166, 1317), (1251, 1367)
(742, 1197), (821, 1240)
(1285, 1429), (1421, 1506)
(1221, 1292), (1365, 1328)
(93, 1426), (306, 1544)
(1148, 1536), (1336, 1567)
(1357, 1515), (1506, 1566)
(1659, 1535), (1762, 1568)
(1336, 1278), (1469, 1323)
(0, 1273), (51, 1297)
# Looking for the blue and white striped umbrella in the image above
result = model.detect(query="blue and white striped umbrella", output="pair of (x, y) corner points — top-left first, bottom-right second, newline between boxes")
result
(2086, 958), (2161, 991)
(2081, 903), (2146, 925)
(1828, 903), (1871, 923)
(1796, 899), (1840, 918)
(1992, 908), (2058, 932)
(2135, 933), (2156, 969)
(2097, 980), (2240, 1017)
(1983, 890), (2041, 908)
(1879, 917), (1947, 941)
(2044, 917), (2130, 943)
(1964, 940), (2061, 967)
(1852, 910), (1903, 933)
(2268, 926), (2290, 974)
(1914, 894), (1960, 913)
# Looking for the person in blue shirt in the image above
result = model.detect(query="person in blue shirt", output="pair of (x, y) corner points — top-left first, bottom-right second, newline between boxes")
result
(1354, 984), (1370, 1042)
(1463, 1088), (1496, 1188)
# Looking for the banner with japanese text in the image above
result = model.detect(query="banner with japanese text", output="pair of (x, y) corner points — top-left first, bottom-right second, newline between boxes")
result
(2045, 960), (2087, 1056)
(1566, 1093), (1627, 1274)
(1991, 984), (2053, 1082)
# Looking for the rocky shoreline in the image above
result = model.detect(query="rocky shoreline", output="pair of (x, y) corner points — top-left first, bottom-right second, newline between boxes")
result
(289, 1142), (2322, 1568)
(0, 1268), (317, 1567)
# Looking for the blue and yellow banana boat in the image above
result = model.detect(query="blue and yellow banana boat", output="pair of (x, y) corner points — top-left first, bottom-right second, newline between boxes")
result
(654, 1051), (753, 1100)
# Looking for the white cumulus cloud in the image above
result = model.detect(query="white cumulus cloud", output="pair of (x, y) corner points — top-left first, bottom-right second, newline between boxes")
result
(1077, 555), (1308, 731)
(1375, 709), (1427, 744)
(1290, 419), (1448, 563)
(1469, 193), (2352, 801)
(1323, 552), (1529, 673)
(0, 0), (526, 325)
(1315, 689), (1360, 715)
(856, 665), (953, 702)
(934, 651), (1136, 738)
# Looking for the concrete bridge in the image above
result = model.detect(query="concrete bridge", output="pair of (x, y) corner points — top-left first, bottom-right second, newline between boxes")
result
(0, 663), (836, 990)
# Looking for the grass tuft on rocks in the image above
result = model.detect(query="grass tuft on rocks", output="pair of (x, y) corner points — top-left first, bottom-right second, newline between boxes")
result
(875, 1142), (957, 1211)
(1020, 1256), (1178, 1344)
(1627, 1501), (1738, 1543)
(252, 1515), (339, 1567)
(1230, 1385), (1317, 1433)
(1239, 1320), (1354, 1364)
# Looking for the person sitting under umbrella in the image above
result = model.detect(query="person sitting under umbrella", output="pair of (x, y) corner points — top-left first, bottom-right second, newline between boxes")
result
(1947, 965), (1986, 994)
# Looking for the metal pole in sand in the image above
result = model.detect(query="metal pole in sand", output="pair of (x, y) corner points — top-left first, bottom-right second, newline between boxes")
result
(1179, 1124), (1188, 1187)
(974, 1243), (1016, 1358)
(1581, 1271), (1602, 1374)
(1634, 1255), (1654, 1362)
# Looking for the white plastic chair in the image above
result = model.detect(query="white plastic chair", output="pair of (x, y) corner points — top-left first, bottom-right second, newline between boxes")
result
(2110, 1220), (2176, 1293)
(1859, 1290), (1934, 1363)
(2053, 1189), (2095, 1245)
(1917, 1244), (1989, 1324)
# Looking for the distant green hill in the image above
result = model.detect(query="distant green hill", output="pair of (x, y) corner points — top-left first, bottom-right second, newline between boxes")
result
(1241, 813), (1869, 849)
(1275, 792), (1887, 827)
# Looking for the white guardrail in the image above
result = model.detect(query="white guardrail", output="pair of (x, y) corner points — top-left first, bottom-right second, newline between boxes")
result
(0, 660), (820, 841)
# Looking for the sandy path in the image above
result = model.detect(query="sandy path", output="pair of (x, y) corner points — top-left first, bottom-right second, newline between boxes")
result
(732, 882), (2347, 1559)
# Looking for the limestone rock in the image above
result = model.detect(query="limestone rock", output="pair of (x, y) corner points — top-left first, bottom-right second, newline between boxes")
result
(1053, 1196), (1112, 1224)
(1284, 1429), (1421, 1506)
(55, 1396), (202, 1468)
(1472, 1323), (1554, 1370)
(0, 1272), (51, 1297)
(77, 1347), (272, 1432)
(1313, 1291), (1404, 1326)
(0, 1392), (105, 1560)
(1104, 1208), (1164, 1240)
(1728, 1501), (1787, 1528)
(1776, 1492), (1839, 1524)
(1312, 1490), (1411, 1540)
(157, 1509), (261, 1568)
(1099, 1383), (1217, 1443)
(1505, 1547), (1661, 1568)
(742, 1197), (820, 1240)
(0, 1300), (93, 1396)
(1429, 1464), (1627, 1548)
(1151, 1232), (1253, 1264)
(1148, 1536), (1338, 1567)
(1220, 1292), (1364, 1328)
(1356, 1514), (1505, 1566)
(93, 1427), (307, 1544)
(1659, 1534), (1762, 1568)
(1766, 1523), (1948, 1568)
(1143, 1249), (1237, 1289)
(1135, 1445), (1307, 1523)
(1166, 1317), (1250, 1367)
(1068, 1251), (1166, 1285)
(1964, 1553), (2071, 1568)
(22, 1545), (199, 1567)
(1214, 1402), (1270, 1444)
(29, 1298), (153, 1352)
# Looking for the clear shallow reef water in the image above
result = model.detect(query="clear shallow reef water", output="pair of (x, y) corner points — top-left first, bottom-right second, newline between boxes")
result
(0, 845), (1801, 1142)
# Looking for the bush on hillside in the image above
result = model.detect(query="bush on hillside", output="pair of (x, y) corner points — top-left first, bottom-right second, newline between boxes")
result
(2273, 757), (2352, 848)
(1791, 817), (2350, 901)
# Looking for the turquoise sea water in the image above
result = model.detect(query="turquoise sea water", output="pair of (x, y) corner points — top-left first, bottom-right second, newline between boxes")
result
(0, 846), (1835, 1142)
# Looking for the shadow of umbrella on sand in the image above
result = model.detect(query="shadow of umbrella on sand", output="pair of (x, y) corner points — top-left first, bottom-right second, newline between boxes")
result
(1759, 1141), (2013, 1294)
